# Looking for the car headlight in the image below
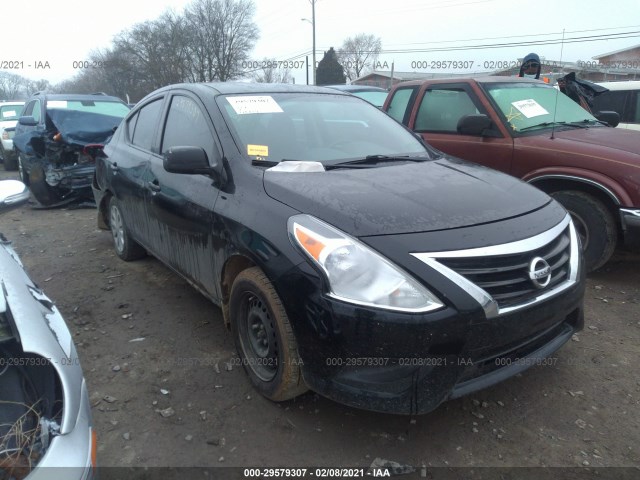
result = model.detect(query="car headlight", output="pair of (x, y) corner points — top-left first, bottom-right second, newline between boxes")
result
(288, 214), (444, 312)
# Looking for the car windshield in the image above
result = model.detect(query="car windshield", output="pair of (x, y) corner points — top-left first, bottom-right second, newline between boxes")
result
(218, 92), (427, 164)
(484, 83), (599, 133)
(0, 105), (24, 121)
(46, 99), (130, 117)
(351, 91), (388, 108)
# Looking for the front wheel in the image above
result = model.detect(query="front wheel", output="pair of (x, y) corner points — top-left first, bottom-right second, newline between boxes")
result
(108, 197), (146, 261)
(18, 155), (29, 185)
(551, 190), (617, 272)
(230, 267), (307, 401)
(28, 165), (63, 205)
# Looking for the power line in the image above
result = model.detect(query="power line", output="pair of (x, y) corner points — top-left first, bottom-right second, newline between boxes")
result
(383, 24), (640, 47)
(320, 30), (640, 56)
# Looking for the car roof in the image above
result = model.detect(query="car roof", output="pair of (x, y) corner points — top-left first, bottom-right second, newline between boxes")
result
(394, 76), (548, 87)
(595, 80), (640, 91)
(324, 85), (388, 92)
(31, 92), (126, 103)
(0, 101), (25, 106)
(150, 82), (351, 96)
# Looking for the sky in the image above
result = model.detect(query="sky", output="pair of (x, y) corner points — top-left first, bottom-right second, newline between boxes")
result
(3, 0), (640, 86)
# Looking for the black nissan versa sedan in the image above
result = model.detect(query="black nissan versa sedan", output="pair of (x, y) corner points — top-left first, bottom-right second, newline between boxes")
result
(92, 83), (585, 415)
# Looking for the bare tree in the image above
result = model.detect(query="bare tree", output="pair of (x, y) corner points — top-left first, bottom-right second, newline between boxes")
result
(0, 72), (27, 100)
(25, 79), (52, 96)
(252, 59), (292, 83)
(50, 0), (259, 99)
(185, 0), (259, 81)
(113, 10), (191, 92)
(337, 34), (382, 82)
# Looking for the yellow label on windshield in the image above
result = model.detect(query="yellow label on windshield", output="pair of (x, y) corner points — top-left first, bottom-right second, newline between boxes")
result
(248, 144), (269, 157)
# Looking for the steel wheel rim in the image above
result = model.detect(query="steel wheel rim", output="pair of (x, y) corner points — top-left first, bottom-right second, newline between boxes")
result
(238, 292), (278, 382)
(110, 204), (125, 253)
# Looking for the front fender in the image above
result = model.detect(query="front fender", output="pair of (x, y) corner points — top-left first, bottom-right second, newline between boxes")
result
(523, 167), (632, 206)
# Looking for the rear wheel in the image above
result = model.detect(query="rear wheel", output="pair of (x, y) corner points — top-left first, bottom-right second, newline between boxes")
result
(551, 190), (617, 272)
(28, 165), (63, 205)
(108, 197), (146, 261)
(230, 267), (307, 401)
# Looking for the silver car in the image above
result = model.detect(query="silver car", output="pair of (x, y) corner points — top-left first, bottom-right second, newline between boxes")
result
(0, 180), (95, 480)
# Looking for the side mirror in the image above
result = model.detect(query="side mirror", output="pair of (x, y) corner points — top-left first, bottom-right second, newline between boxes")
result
(594, 111), (620, 128)
(457, 114), (496, 136)
(18, 116), (38, 126)
(163, 146), (218, 176)
(0, 180), (30, 214)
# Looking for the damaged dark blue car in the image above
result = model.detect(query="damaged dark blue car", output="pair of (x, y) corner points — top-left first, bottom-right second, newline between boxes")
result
(13, 93), (129, 206)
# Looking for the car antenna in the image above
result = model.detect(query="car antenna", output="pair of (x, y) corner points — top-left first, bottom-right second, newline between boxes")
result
(550, 29), (566, 140)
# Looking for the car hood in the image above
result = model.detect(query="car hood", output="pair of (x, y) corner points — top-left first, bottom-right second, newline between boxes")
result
(13, 109), (122, 158)
(550, 126), (640, 157)
(0, 235), (83, 434)
(263, 156), (552, 237)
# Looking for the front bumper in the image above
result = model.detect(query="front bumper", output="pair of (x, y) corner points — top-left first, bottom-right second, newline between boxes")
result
(283, 274), (583, 415)
(620, 208), (640, 250)
(26, 379), (95, 480)
(45, 164), (95, 193)
(275, 213), (585, 415)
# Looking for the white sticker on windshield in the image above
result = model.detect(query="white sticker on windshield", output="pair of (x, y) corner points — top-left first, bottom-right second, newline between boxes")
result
(227, 96), (283, 115)
(2, 110), (16, 118)
(511, 99), (549, 118)
(266, 161), (325, 173)
(47, 100), (68, 109)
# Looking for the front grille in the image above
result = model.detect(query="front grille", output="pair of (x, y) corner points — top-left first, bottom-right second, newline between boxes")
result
(437, 227), (572, 309)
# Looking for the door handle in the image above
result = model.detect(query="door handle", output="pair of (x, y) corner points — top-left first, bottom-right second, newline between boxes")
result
(110, 162), (119, 172)
(148, 180), (161, 192)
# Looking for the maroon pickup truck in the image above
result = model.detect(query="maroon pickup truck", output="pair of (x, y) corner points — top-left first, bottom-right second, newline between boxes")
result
(384, 76), (640, 271)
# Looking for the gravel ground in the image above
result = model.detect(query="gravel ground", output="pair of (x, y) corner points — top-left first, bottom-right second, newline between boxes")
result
(1, 169), (639, 479)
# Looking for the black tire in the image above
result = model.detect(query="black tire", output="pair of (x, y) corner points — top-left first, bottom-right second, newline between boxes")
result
(551, 190), (617, 272)
(28, 165), (63, 205)
(18, 155), (29, 185)
(230, 267), (307, 401)
(3, 150), (18, 171)
(108, 197), (146, 261)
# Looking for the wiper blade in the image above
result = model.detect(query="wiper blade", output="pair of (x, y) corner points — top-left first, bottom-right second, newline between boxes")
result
(251, 159), (280, 167)
(565, 120), (591, 128)
(519, 121), (588, 132)
(574, 118), (609, 127)
(519, 121), (566, 132)
(325, 155), (427, 170)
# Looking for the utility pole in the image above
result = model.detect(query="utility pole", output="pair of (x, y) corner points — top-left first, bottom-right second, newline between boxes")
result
(302, 1), (317, 85)
(311, 0), (316, 85)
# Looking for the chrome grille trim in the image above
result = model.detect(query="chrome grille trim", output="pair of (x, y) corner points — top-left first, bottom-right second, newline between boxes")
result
(411, 215), (579, 318)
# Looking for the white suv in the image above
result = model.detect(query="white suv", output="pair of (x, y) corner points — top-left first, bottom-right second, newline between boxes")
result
(594, 81), (640, 131)
(0, 101), (25, 170)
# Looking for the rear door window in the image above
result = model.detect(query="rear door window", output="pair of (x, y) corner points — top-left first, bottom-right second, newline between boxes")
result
(130, 99), (163, 152)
